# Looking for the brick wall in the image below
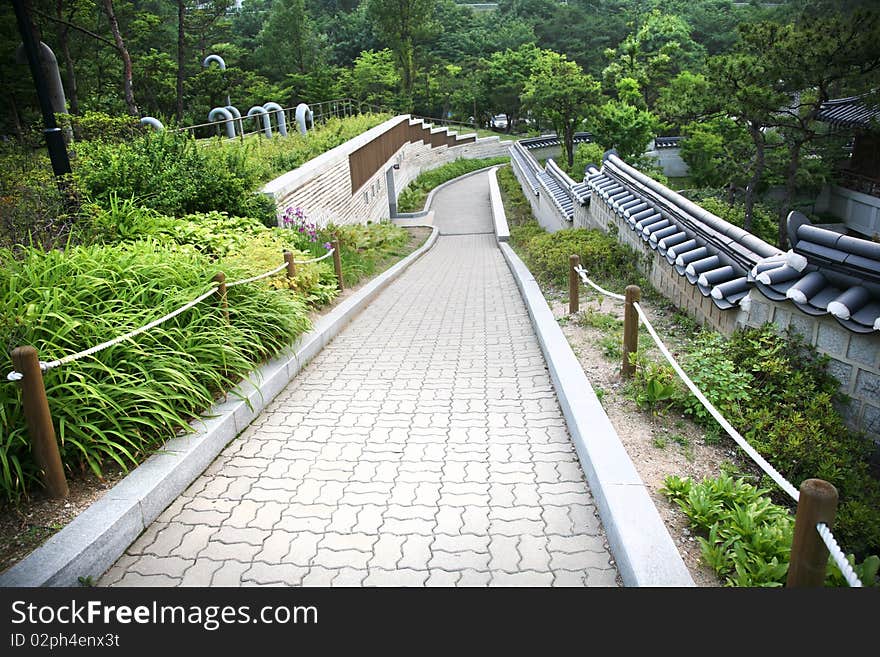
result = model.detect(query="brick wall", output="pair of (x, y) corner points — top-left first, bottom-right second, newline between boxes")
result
(261, 115), (510, 226)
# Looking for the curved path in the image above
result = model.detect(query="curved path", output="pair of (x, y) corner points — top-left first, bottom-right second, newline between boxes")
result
(100, 171), (618, 587)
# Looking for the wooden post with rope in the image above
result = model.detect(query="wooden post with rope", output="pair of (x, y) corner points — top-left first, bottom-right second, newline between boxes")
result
(332, 240), (343, 291)
(213, 272), (229, 323)
(621, 285), (640, 379)
(787, 479), (838, 587)
(568, 254), (580, 314)
(11, 346), (68, 498)
(284, 250), (296, 288)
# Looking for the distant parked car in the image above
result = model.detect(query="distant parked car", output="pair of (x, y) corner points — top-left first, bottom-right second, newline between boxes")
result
(490, 114), (508, 130)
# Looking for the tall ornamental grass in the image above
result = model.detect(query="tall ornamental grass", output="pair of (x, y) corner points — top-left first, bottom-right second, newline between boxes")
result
(0, 242), (309, 502)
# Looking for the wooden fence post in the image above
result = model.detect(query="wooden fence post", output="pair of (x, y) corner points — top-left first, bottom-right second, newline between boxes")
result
(569, 254), (580, 314)
(621, 285), (641, 379)
(787, 478), (838, 587)
(332, 240), (343, 291)
(11, 346), (68, 498)
(283, 250), (296, 288)
(213, 272), (229, 323)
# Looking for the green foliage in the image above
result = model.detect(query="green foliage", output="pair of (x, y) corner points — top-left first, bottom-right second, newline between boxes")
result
(72, 129), (274, 223)
(678, 332), (753, 424)
(0, 241), (309, 502)
(495, 166), (533, 228)
(662, 474), (879, 587)
(396, 156), (509, 212)
(590, 99), (659, 161)
(564, 142), (606, 180)
(628, 353), (679, 416)
(511, 225), (635, 290)
(59, 111), (145, 143)
(687, 325), (880, 557)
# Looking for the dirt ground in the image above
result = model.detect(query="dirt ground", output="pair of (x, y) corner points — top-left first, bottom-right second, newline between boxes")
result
(0, 226), (431, 577)
(545, 284), (752, 587)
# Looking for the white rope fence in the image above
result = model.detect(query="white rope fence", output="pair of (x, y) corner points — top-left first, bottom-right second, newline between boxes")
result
(6, 249), (336, 381)
(225, 262), (288, 288)
(293, 248), (335, 265)
(574, 265), (625, 301)
(817, 522), (862, 587)
(577, 270), (865, 587)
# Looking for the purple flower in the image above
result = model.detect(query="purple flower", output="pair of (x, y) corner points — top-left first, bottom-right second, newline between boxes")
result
(323, 242), (332, 250)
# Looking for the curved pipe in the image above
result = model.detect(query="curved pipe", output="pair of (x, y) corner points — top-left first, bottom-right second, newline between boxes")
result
(139, 116), (164, 132)
(225, 105), (243, 136)
(202, 54), (226, 70)
(208, 107), (236, 139)
(263, 102), (288, 137)
(247, 106), (273, 138)
(295, 103), (313, 135)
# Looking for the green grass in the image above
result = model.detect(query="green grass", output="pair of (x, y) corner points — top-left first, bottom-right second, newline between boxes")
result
(396, 156), (510, 212)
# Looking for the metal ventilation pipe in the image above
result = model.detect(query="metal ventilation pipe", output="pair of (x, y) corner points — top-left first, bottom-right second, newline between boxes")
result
(295, 103), (313, 135)
(208, 107), (236, 139)
(203, 54), (231, 107)
(247, 106), (273, 138)
(139, 117), (164, 132)
(225, 105), (243, 136)
(15, 41), (71, 144)
(263, 102), (288, 137)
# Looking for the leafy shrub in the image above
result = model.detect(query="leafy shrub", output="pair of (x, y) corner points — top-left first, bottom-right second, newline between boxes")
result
(513, 225), (636, 290)
(73, 129), (274, 222)
(0, 146), (77, 251)
(59, 111), (144, 143)
(662, 474), (879, 587)
(495, 166), (532, 228)
(678, 331), (753, 424)
(397, 156), (510, 212)
(677, 325), (880, 557)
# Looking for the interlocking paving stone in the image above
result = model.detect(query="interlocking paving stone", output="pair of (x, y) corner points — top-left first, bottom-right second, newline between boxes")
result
(101, 172), (617, 588)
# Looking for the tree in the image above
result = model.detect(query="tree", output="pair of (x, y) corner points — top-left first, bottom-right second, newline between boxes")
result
(481, 44), (539, 133)
(589, 78), (659, 161)
(523, 50), (601, 166)
(346, 49), (401, 108)
(366, 0), (436, 107)
(255, 0), (326, 82)
(733, 9), (880, 246)
(101, 0), (138, 116)
(602, 9), (705, 109)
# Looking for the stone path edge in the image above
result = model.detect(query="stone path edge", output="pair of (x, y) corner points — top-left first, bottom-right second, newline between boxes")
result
(393, 161), (511, 219)
(0, 225), (440, 587)
(497, 242), (694, 587)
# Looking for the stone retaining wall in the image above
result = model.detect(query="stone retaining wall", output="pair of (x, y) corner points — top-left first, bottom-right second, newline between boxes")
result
(262, 114), (510, 227)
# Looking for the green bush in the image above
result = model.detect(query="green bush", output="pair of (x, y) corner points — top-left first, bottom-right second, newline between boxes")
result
(0, 242), (309, 502)
(73, 129), (274, 223)
(495, 166), (532, 228)
(513, 225), (636, 290)
(662, 474), (879, 587)
(397, 156), (509, 212)
(676, 325), (880, 557)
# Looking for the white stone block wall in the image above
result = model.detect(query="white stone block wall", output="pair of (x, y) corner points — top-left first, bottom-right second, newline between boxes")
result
(261, 114), (510, 226)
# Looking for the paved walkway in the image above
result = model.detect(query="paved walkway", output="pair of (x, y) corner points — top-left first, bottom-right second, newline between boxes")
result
(100, 171), (618, 587)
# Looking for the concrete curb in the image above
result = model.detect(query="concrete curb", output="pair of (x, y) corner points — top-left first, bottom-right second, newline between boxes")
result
(498, 242), (694, 587)
(488, 167), (510, 242)
(0, 225), (440, 587)
(394, 162), (511, 219)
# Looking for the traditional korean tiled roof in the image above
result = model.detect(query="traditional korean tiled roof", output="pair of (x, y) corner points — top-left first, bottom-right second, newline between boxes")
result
(653, 136), (682, 149)
(816, 94), (880, 130)
(581, 152), (880, 332)
(518, 132), (593, 150)
(749, 212), (880, 333)
(510, 142), (590, 221)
